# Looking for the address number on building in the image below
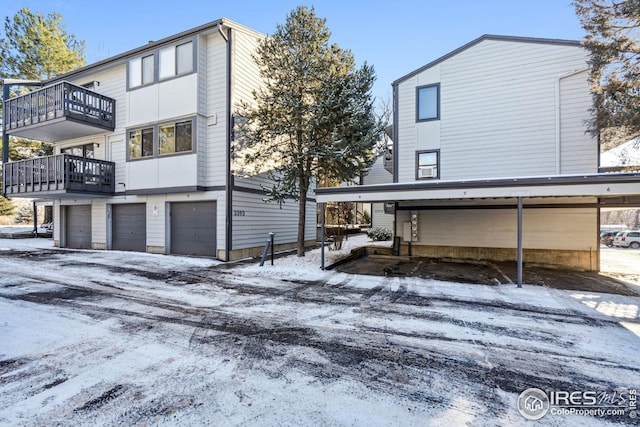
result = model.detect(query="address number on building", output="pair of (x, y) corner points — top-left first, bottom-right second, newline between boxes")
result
(233, 210), (246, 216)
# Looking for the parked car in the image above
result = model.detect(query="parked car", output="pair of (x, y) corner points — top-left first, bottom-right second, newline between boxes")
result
(612, 230), (640, 249)
(600, 231), (618, 247)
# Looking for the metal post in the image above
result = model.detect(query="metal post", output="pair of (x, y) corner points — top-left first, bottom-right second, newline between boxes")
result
(320, 202), (325, 270)
(33, 201), (38, 237)
(2, 82), (10, 168)
(269, 232), (275, 266)
(517, 196), (523, 288)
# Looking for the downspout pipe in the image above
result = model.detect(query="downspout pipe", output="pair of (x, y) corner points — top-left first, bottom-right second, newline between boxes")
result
(223, 24), (233, 262)
(555, 67), (589, 175)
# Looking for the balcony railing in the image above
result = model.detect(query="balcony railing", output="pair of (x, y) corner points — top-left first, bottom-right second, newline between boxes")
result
(3, 154), (115, 197)
(3, 81), (115, 142)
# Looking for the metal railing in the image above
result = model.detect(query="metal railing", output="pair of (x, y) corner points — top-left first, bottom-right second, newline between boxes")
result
(3, 154), (115, 196)
(3, 81), (115, 134)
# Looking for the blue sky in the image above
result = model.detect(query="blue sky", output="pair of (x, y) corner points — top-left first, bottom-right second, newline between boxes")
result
(2, 1), (585, 101)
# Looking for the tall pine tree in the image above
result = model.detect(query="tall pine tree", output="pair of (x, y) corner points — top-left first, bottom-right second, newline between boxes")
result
(0, 7), (84, 161)
(236, 6), (383, 256)
(0, 8), (83, 207)
(574, 0), (640, 148)
(0, 7), (85, 80)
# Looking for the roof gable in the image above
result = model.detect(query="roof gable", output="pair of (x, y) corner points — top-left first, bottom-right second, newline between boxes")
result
(392, 34), (582, 86)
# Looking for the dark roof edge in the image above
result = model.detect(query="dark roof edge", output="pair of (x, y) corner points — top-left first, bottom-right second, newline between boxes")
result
(392, 34), (582, 87)
(47, 18), (264, 84)
(315, 173), (640, 195)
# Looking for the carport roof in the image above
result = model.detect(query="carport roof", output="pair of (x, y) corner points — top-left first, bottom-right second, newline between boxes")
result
(315, 173), (640, 204)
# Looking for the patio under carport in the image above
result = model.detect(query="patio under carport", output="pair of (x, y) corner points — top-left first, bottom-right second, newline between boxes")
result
(316, 173), (640, 287)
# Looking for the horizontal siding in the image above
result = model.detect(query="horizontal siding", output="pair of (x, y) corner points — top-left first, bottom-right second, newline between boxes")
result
(559, 71), (598, 174)
(396, 39), (592, 182)
(109, 134), (126, 188)
(91, 201), (107, 247)
(231, 189), (316, 250)
(198, 35), (209, 185)
(397, 207), (598, 250)
(363, 156), (393, 185)
(205, 32), (228, 188)
(145, 196), (166, 249)
(371, 202), (394, 232)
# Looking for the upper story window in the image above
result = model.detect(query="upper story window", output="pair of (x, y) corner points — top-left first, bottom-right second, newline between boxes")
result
(159, 41), (194, 79)
(129, 127), (154, 159)
(416, 150), (439, 180)
(129, 55), (155, 89)
(128, 40), (195, 90)
(159, 120), (193, 155)
(416, 83), (440, 121)
(128, 118), (194, 160)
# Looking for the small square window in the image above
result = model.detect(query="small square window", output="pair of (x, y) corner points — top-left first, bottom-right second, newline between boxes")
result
(416, 84), (440, 121)
(416, 150), (439, 180)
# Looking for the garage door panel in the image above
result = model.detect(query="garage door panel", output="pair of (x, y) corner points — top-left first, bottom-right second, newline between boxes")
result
(112, 204), (146, 252)
(66, 205), (91, 249)
(171, 202), (216, 256)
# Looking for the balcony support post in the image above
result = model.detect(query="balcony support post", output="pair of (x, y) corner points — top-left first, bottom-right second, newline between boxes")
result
(2, 82), (9, 167)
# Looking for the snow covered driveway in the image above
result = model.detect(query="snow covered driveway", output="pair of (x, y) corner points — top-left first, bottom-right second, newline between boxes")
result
(1, 239), (639, 426)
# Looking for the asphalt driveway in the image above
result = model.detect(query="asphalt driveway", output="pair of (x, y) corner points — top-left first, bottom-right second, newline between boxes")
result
(0, 239), (639, 425)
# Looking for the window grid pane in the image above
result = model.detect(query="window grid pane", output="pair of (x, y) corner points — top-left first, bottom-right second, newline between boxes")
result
(176, 42), (193, 75)
(175, 121), (192, 152)
(159, 124), (176, 155)
(159, 47), (175, 80)
(129, 130), (142, 159)
(142, 55), (154, 85)
(141, 128), (154, 157)
(129, 58), (142, 88)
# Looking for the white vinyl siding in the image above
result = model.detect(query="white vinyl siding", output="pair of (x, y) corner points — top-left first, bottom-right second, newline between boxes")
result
(559, 70), (597, 174)
(91, 200), (107, 249)
(396, 39), (595, 182)
(396, 206), (598, 250)
(231, 190), (316, 250)
(363, 155), (393, 185)
(204, 31), (228, 187)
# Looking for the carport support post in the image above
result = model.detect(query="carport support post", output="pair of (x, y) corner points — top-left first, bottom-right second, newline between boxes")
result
(517, 197), (523, 288)
(321, 203), (325, 270)
(33, 201), (38, 238)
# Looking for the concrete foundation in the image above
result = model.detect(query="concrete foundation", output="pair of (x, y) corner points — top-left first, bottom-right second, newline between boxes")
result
(372, 244), (598, 272)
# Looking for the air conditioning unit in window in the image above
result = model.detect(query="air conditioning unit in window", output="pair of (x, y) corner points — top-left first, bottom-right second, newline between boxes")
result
(418, 166), (436, 178)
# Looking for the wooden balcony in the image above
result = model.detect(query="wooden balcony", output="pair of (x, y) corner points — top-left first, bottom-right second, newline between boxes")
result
(3, 154), (115, 198)
(3, 82), (115, 142)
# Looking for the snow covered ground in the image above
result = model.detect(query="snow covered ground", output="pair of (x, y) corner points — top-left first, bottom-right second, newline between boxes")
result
(1, 237), (639, 426)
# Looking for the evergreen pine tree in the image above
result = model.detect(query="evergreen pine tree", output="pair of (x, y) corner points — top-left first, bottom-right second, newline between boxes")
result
(236, 6), (384, 256)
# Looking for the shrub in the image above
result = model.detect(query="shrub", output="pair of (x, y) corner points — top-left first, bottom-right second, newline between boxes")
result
(366, 227), (392, 241)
